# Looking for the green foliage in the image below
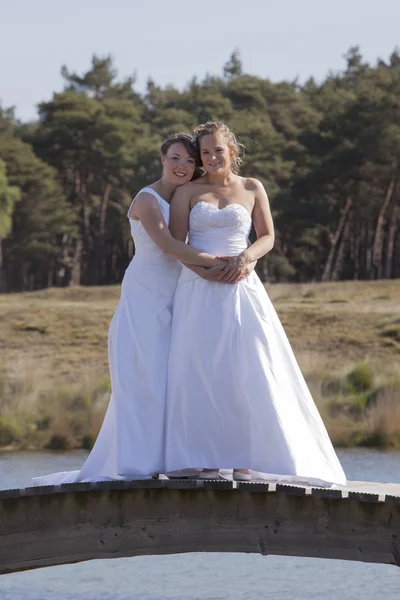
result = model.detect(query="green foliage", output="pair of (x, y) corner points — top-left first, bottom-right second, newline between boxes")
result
(349, 393), (370, 413)
(0, 417), (23, 446)
(2, 48), (400, 291)
(346, 363), (375, 393)
(0, 109), (76, 290)
(223, 49), (243, 81)
(0, 159), (20, 239)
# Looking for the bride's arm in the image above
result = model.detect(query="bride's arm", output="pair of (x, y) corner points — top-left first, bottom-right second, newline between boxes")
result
(169, 185), (191, 242)
(183, 263), (226, 281)
(169, 184), (226, 276)
(243, 179), (275, 260)
(218, 180), (274, 282)
(132, 192), (221, 267)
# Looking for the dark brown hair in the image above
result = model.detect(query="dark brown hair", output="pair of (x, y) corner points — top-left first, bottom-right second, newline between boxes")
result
(160, 132), (199, 163)
(194, 121), (245, 174)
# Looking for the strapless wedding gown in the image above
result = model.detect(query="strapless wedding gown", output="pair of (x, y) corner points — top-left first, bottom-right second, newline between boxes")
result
(33, 188), (181, 485)
(165, 201), (346, 487)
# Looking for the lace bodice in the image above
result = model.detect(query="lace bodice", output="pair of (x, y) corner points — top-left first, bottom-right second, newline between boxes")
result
(189, 201), (252, 256)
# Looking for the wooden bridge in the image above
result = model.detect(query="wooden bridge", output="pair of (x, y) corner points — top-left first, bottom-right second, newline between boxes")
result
(1, 478), (400, 575)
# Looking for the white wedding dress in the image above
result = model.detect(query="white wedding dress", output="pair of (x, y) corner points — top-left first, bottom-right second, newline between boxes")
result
(33, 188), (181, 485)
(165, 201), (346, 487)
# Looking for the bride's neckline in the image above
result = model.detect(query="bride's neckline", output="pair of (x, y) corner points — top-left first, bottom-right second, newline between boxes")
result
(190, 200), (252, 219)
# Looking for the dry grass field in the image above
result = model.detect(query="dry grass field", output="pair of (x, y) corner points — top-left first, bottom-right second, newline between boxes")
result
(0, 280), (399, 450)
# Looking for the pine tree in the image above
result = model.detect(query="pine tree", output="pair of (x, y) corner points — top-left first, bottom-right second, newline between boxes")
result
(0, 159), (20, 291)
(223, 49), (243, 81)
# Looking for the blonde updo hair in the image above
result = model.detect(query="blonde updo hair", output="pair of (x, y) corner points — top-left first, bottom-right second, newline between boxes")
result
(194, 121), (245, 174)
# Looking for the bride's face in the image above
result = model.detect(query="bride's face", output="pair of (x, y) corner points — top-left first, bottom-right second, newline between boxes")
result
(162, 143), (196, 185)
(199, 133), (232, 175)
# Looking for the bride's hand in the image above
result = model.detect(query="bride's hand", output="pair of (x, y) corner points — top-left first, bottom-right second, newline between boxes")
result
(226, 260), (257, 283)
(237, 260), (257, 281)
(201, 264), (232, 282)
(207, 257), (228, 268)
(216, 253), (251, 283)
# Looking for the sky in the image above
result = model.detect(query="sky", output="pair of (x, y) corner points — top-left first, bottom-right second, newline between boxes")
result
(1, 0), (400, 122)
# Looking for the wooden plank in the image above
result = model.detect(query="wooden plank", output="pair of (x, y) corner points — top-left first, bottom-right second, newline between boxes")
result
(276, 484), (306, 496)
(348, 492), (380, 503)
(0, 489), (22, 500)
(311, 488), (342, 499)
(385, 495), (400, 505)
(236, 482), (270, 493)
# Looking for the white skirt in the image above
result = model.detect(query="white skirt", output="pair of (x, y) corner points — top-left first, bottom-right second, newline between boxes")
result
(33, 256), (180, 485)
(165, 269), (346, 487)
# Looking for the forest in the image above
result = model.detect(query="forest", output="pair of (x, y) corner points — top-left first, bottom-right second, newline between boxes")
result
(1, 47), (400, 292)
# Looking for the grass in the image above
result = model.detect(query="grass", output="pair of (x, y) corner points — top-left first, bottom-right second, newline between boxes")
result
(0, 280), (399, 450)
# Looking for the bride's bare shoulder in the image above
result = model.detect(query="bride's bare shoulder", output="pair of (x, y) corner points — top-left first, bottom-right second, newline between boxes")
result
(176, 177), (207, 194)
(191, 176), (209, 187)
(172, 179), (204, 207)
(242, 177), (265, 192)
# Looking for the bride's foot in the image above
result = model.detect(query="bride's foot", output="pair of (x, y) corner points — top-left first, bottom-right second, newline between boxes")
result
(233, 469), (251, 481)
(198, 469), (220, 480)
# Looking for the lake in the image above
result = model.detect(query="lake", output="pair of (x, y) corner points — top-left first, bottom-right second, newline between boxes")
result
(0, 449), (399, 599)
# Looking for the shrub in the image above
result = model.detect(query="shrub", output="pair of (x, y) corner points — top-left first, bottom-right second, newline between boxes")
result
(0, 418), (23, 446)
(81, 434), (94, 450)
(46, 434), (69, 450)
(346, 363), (374, 393)
(380, 326), (400, 342)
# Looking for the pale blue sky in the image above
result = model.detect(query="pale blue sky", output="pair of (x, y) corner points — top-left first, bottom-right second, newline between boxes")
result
(1, 0), (400, 122)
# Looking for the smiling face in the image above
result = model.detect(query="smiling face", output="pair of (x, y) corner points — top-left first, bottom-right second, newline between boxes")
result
(161, 142), (196, 185)
(199, 132), (232, 176)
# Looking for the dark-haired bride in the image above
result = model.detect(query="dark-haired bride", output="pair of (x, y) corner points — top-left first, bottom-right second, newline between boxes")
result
(33, 133), (225, 485)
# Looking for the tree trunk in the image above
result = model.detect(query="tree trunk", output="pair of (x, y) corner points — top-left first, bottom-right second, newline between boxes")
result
(353, 223), (361, 280)
(321, 197), (352, 282)
(384, 205), (398, 279)
(92, 181), (112, 285)
(77, 173), (95, 286)
(0, 237), (7, 293)
(372, 174), (397, 279)
(70, 238), (83, 286)
(47, 261), (54, 288)
(365, 220), (373, 278)
(394, 229), (400, 278)
(331, 220), (350, 280)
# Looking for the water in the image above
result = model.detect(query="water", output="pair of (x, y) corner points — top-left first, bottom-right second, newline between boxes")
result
(1, 449), (399, 599)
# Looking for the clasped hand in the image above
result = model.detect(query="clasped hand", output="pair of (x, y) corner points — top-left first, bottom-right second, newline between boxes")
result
(205, 254), (254, 283)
